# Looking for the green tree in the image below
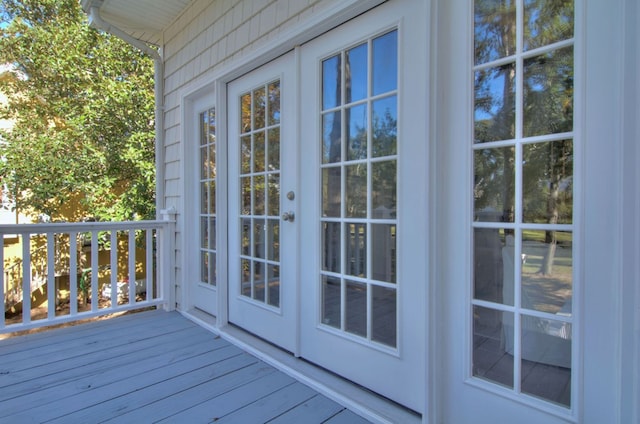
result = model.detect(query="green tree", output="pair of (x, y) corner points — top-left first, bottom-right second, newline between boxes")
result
(0, 0), (155, 222)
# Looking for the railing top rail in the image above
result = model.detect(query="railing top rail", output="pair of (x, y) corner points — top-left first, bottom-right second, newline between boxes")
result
(0, 220), (173, 235)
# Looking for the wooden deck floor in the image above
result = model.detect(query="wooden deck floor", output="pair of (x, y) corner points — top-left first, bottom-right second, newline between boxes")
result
(0, 310), (371, 423)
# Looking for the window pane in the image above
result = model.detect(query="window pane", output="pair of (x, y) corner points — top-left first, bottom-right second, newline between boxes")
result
(345, 281), (367, 337)
(267, 81), (281, 126)
(200, 182), (208, 214)
(268, 128), (280, 170)
(322, 276), (341, 329)
(267, 174), (280, 217)
(345, 43), (367, 103)
(253, 218), (265, 259)
(267, 264), (280, 307)
(474, 0), (517, 65)
(254, 131), (266, 173)
(201, 216), (208, 249)
(208, 217), (216, 250)
(322, 222), (341, 273)
(372, 96), (397, 157)
(371, 224), (396, 283)
(524, 0), (574, 51)
(266, 219), (280, 262)
(241, 93), (251, 133)
(473, 306), (514, 388)
(322, 167), (341, 217)
(200, 252), (209, 283)
(208, 179), (216, 214)
(521, 231), (572, 314)
(208, 252), (216, 286)
(253, 175), (265, 216)
(323, 112), (342, 164)
(345, 164), (367, 218)
(345, 223), (366, 278)
(474, 147), (516, 222)
(372, 30), (397, 95)
(372, 285), (396, 347)
(322, 55), (341, 110)
(241, 177), (251, 215)
(372, 160), (396, 218)
(523, 140), (573, 224)
(241, 135), (251, 174)
(521, 315), (571, 406)
(346, 104), (367, 161)
(241, 218), (251, 255)
(253, 261), (265, 301)
(474, 63), (516, 143)
(523, 46), (573, 137)
(474, 228), (510, 304)
(241, 259), (251, 296)
(253, 86), (266, 130)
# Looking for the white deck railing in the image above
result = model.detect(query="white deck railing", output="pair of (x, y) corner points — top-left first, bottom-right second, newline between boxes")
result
(0, 218), (175, 334)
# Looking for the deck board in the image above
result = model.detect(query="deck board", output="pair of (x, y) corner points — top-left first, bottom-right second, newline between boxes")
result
(0, 310), (370, 423)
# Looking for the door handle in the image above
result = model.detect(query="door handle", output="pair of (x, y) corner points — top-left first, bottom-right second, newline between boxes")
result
(282, 211), (295, 222)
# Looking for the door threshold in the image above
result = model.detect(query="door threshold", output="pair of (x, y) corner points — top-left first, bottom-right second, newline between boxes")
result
(181, 309), (421, 424)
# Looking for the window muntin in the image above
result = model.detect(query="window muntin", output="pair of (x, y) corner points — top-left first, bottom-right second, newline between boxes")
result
(472, 0), (575, 408)
(319, 29), (398, 349)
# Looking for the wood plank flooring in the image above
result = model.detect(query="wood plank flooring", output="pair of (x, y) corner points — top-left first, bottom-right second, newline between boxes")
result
(0, 310), (370, 423)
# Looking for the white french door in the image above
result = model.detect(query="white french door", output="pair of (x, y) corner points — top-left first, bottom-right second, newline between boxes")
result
(298, 0), (427, 412)
(226, 0), (427, 412)
(228, 52), (298, 353)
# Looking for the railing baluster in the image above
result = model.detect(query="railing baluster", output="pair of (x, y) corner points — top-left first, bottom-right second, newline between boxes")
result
(146, 229), (153, 299)
(110, 230), (118, 308)
(128, 230), (136, 303)
(22, 233), (31, 324)
(69, 231), (78, 316)
(91, 230), (99, 312)
(47, 233), (56, 320)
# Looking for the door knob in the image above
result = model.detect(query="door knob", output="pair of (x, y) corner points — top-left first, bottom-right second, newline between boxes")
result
(282, 211), (295, 222)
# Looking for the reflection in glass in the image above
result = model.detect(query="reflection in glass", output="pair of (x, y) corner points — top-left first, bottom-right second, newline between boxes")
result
(253, 86), (266, 130)
(323, 112), (342, 164)
(474, 147), (515, 222)
(346, 165), (367, 218)
(523, 140), (573, 224)
(200, 181), (208, 214)
(208, 252), (216, 285)
(268, 128), (280, 170)
(253, 218), (265, 259)
(520, 315), (571, 406)
(346, 43), (367, 103)
(346, 223), (366, 278)
(371, 224), (396, 283)
(253, 261), (265, 301)
(208, 217), (216, 250)
(523, 47), (573, 137)
(372, 30), (397, 95)
(254, 132), (265, 173)
(322, 222), (341, 273)
(322, 167), (341, 217)
(241, 218), (251, 255)
(200, 146), (208, 180)
(323, 55), (341, 110)
(474, 0), (516, 65)
(208, 178), (216, 213)
(253, 175), (265, 216)
(267, 219), (279, 262)
(521, 231), (572, 314)
(267, 264), (280, 307)
(241, 258), (251, 297)
(524, 0), (574, 51)
(372, 285), (396, 347)
(474, 63), (516, 143)
(241, 177), (251, 215)
(372, 160), (396, 217)
(201, 252), (209, 283)
(267, 81), (281, 126)
(241, 135), (251, 174)
(473, 305), (514, 388)
(267, 174), (280, 217)
(474, 227), (509, 304)
(372, 96), (397, 157)
(346, 281), (367, 337)
(322, 276), (341, 328)
(241, 93), (251, 133)
(347, 104), (367, 161)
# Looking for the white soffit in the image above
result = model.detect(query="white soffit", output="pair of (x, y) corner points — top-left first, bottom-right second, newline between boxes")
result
(82, 0), (194, 45)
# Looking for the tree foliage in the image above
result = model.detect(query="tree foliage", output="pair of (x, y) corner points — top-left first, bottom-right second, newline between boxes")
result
(0, 0), (155, 221)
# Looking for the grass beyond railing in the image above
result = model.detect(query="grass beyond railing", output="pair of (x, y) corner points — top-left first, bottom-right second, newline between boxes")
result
(0, 219), (175, 334)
